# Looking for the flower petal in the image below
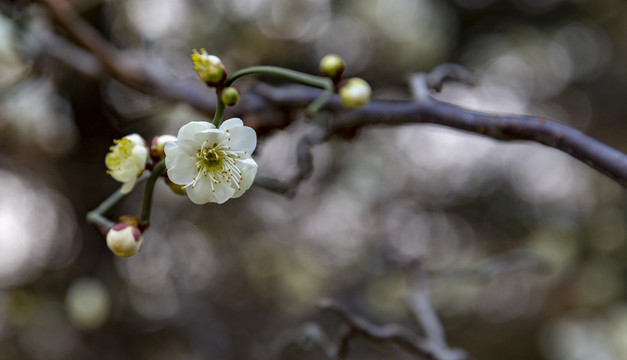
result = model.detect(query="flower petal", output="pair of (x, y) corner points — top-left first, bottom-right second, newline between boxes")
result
(231, 158), (258, 199)
(185, 179), (216, 205)
(178, 121), (215, 139)
(186, 173), (238, 204)
(219, 118), (244, 131)
(178, 122), (215, 155)
(164, 142), (198, 185)
(212, 179), (237, 204)
(166, 158), (197, 185)
(120, 179), (136, 194)
(225, 125), (257, 154)
(193, 129), (225, 148)
(125, 133), (145, 146)
(132, 146), (148, 170)
(164, 142), (183, 165)
(110, 163), (137, 182)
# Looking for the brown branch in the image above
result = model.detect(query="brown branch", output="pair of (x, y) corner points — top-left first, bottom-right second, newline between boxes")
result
(33, 0), (627, 190)
(333, 97), (627, 187)
(35, 0), (216, 116)
(318, 299), (437, 359)
(251, 83), (627, 189)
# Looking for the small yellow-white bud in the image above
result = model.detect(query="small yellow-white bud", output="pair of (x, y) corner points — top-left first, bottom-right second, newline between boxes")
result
(319, 54), (345, 80)
(220, 86), (240, 106)
(106, 223), (143, 257)
(150, 134), (177, 161)
(191, 49), (227, 87)
(339, 78), (372, 108)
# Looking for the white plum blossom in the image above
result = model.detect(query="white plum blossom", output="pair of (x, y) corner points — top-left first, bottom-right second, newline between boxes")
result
(106, 223), (143, 257)
(164, 118), (258, 204)
(105, 134), (148, 194)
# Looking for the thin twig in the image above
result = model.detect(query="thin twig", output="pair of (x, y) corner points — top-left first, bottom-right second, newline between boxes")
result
(407, 266), (467, 360)
(425, 63), (478, 92)
(139, 160), (166, 229)
(253, 126), (331, 196)
(86, 172), (151, 235)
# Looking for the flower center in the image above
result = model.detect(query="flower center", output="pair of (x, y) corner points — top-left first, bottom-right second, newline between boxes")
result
(199, 144), (222, 169)
(190, 139), (246, 193)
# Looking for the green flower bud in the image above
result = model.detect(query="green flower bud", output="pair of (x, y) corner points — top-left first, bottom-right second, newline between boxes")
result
(339, 78), (372, 108)
(220, 87), (240, 106)
(319, 54), (345, 80)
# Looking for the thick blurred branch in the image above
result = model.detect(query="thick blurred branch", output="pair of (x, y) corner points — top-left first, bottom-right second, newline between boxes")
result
(319, 299), (438, 359)
(33, 0), (627, 190)
(334, 99), (627, 187)
(36, 0), (216, 116)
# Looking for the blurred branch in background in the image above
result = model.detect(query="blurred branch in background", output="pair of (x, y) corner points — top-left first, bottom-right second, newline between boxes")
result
(319, 299), (441, 360)
(406, 264), (466, 360)
(35, 0), (216, 116)
(32, 0), (627, 193)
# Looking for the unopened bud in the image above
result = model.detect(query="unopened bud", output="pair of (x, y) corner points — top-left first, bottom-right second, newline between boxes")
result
(191, 49), (227, 87)
(106, 223), (143, 257)
(220, 87), (240, 106)
(150, 134), (177, 161)
(319, 54), (345, 81)
(339, 78), (372, 108)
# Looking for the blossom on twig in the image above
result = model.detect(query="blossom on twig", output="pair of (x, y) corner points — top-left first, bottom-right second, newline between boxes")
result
(164, 119), (258, 204)
(105, 134), (148, 194)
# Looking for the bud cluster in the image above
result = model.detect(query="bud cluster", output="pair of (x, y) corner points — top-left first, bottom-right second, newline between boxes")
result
(319, 54), (372, 109)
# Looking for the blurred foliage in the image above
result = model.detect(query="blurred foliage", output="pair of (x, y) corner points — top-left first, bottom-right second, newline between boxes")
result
(1, 0), (627, 359)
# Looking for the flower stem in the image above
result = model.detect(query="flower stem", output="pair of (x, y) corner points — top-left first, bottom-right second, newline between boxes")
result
(140, 159), (166, 225)
(226, 66), (334, 116)
(86, 172), (150, 235)
(306, 88), (334, 116)
(227, 66), (328, 88)
(212, 97), (226, 127)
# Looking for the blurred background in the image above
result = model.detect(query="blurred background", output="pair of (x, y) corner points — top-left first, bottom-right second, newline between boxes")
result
(1, 0), (627, 359)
